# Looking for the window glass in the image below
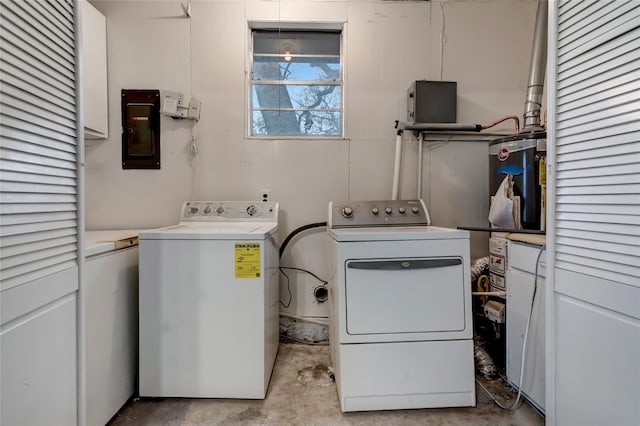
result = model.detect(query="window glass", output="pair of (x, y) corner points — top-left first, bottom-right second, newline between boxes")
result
(250, 29), (343, 137)
(253, 57), (340, 82)
(252, 85), (342, 109)
(253, 31), (340, 56)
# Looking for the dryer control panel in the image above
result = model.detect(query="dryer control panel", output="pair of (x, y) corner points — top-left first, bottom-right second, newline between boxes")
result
(180, 201), (278, 222)
(328, 199), (431, 228)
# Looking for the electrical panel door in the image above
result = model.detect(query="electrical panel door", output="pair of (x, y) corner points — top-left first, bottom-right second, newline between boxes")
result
(121, 89), (160, 169)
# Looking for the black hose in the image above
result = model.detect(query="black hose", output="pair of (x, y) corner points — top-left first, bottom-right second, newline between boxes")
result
(279, 222), (327, 258)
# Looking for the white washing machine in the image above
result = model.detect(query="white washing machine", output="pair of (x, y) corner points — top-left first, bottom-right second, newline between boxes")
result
(138, 201), (279, 399)
(327, 200), (476, 412)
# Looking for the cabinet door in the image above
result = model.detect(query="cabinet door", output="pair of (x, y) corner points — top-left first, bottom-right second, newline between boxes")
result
(506, 267), (545, 412)
(85, 248), (138, 426)
(81, 0), (108, 138)
(1, 296), (78, 425)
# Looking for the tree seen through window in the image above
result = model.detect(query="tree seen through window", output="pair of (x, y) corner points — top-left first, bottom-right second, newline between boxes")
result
(251, 30), (342, 137)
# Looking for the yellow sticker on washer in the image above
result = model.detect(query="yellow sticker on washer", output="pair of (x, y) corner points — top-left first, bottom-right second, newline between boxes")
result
(235, 243), (261, 278)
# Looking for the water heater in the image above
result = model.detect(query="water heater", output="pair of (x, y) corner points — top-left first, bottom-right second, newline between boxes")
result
(489, 131), (546, 230)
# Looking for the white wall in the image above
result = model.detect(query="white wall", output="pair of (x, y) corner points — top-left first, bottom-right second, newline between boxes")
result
(86, 0), (537, 318)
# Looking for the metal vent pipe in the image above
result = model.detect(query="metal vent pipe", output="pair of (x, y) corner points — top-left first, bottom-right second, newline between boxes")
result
(522, 0), (548, 132)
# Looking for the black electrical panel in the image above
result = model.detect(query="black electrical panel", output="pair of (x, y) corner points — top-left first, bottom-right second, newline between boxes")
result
(122, 89), (160, 169)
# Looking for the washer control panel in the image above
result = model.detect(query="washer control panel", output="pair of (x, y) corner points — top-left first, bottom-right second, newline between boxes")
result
(329, 199), (430, 228)
(181, 201), (278, 222)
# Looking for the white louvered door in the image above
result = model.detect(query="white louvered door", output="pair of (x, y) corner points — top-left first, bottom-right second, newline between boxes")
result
(547, 1), (640, 425)
(0, 0), (79, 290)
(0, 0), (81, 424)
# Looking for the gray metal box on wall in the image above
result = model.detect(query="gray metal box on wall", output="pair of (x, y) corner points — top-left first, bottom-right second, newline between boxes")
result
(407, 80), (457, 123)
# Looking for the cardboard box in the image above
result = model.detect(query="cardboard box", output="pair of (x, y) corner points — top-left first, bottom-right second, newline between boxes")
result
(489, 253), (506, 275)
(489, 237), (508, 275)
(489, 236), (507, 256)
(489, 237), (508, 294)
(490, 272), (506, 294)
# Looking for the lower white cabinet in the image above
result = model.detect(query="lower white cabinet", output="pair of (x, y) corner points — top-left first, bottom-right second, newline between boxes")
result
(506, 240), (545, 413)
(84, 232), (139, 425)
(553, 271), (640, 426)
(1, 293), (78, 426)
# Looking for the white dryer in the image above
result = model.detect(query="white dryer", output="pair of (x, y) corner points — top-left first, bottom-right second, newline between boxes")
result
(138, 201), (279, 399)
(327, 200), (475, 412)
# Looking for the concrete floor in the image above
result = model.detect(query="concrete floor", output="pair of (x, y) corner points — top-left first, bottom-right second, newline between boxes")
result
(110, 343), (544, 425)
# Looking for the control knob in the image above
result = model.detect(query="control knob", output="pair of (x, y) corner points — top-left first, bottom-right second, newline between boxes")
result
(203, 205), (212, 214)
(412, 206), (420, 214)
(398, 207), (406, 214)
(371, 207), (379, 215)
(385, 207), (392, 214)
(190, 207), (199, 215)
(341, 207), (353, 218)
(215, 206), (224, 215)
(246, 204), (258, 216)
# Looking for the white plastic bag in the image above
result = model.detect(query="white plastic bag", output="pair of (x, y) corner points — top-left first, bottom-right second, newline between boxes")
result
(488, 175), (515, 229)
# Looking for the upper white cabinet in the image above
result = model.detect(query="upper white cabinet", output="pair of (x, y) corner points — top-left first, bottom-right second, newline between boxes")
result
(80, 0), (108, 139)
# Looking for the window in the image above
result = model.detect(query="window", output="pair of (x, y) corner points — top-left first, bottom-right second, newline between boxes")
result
(250, 28), (343, 138)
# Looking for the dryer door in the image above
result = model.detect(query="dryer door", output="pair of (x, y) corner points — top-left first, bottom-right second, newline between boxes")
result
(345, 257), (466, 337)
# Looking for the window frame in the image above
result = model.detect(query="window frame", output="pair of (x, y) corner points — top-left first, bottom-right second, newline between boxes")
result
(247, 21), (346, 140)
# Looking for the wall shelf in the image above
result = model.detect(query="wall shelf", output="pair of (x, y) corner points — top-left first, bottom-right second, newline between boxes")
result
(413, 131), (513, 142)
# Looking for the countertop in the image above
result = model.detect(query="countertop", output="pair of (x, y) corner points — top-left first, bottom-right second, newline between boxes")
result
(85, 230), (145, 257)
(505, 233), (546, 246)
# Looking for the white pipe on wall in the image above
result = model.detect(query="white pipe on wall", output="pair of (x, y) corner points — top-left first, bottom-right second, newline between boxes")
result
(417, 133), (423, 199)
(391, 131), (403, 200)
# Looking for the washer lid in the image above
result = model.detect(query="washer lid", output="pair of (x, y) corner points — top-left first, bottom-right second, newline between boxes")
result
(328, 225), (469, 242)
(139, 222), (278, 240)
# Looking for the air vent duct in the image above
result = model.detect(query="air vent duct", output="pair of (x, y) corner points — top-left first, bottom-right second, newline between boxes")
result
(522, 0), (548, 133)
